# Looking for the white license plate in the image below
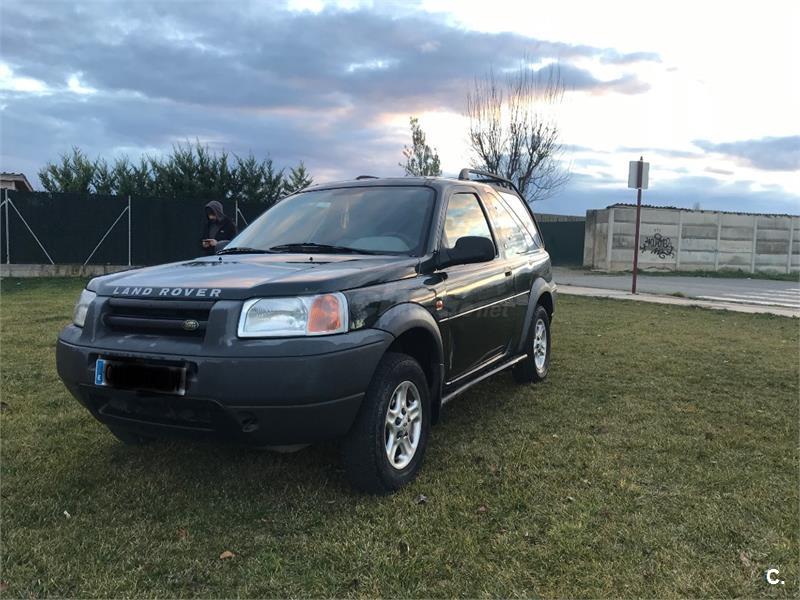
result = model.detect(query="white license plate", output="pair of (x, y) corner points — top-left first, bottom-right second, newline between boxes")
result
(94, 357), (187, 395)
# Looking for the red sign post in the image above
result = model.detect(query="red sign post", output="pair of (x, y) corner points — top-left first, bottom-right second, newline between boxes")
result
(628, 157), (649, 294)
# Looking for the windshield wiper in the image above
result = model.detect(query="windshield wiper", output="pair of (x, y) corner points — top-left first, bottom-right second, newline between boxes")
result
(268, 242), (383, 255)
(216, 246), (272, 255)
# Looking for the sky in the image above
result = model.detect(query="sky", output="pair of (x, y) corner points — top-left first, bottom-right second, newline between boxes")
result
(0, 0), (798, 216)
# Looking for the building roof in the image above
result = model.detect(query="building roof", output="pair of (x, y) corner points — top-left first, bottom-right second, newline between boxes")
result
(606, 203), (799, 218)
(0, 172), (34, 192)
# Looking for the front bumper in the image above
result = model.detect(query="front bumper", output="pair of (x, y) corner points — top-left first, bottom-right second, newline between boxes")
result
(56, 327), (393, 445)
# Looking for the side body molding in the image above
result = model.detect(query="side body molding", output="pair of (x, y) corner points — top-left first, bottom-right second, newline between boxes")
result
(516, 278), (557, 354)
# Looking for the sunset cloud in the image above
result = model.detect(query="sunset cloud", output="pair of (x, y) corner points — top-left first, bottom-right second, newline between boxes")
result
(0, 0), (797, 214)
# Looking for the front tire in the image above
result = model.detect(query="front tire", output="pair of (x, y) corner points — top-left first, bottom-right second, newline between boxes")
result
(342, 352), (431, 494)
(513, 304), (551, 384)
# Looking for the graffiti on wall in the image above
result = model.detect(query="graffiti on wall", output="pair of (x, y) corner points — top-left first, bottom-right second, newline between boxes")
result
(640, 232), (675, 259)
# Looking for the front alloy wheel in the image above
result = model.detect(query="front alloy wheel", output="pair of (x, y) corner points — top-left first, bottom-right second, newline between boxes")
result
(342, 352), (430, 493)
(384, 381), (422, 469)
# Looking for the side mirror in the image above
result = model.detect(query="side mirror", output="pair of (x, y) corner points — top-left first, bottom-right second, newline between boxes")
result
(437, 236), (495, 269)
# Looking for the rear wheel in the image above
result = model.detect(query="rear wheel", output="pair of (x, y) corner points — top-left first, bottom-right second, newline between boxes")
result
(513, 304), (551, 384)
(342, 352), (431, 493)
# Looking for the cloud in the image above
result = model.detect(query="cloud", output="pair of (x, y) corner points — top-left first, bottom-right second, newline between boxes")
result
(0, 2), (653, 112)
(13, 0), (793, 220)
(0, 90), (403, 181)
(547, 172), (800, 216)
(693, 136), (800, 171)
(616, 146), (703, 160)
(704, 166), (734, 176)
(571, 157), (612, 169)
(0, 0), (657, 185)
(562, 144), (600, 153)
(599, 50), (661, 64)
(539, 64), (650, 95)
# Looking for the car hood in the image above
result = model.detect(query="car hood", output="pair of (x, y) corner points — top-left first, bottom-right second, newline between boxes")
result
(91, 254), (421, 300)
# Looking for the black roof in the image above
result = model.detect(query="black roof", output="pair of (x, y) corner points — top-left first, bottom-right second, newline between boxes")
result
(300, 171), (541, 227)
(305, 169), (525, 200)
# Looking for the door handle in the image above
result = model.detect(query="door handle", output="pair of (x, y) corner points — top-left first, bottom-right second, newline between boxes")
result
(504, 270), (512, 277)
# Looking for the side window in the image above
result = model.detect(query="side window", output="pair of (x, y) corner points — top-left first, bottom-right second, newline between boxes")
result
(498, 191), (542, 249)
(441, 193), (493, 250)
(483, 193), (533, 255)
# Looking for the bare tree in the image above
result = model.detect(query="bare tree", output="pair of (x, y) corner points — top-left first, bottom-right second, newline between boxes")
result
(466, 63), (568, 202)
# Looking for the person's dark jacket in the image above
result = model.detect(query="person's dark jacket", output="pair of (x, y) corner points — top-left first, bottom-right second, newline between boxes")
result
(202, 201), (237, 253)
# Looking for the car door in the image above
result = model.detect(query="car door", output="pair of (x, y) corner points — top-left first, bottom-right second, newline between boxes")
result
(437, 191), (516, 382)
(480, 189), (545, 347)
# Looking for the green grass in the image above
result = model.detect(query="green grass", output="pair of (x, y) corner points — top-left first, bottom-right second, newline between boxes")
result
(1, 278), (798, 598)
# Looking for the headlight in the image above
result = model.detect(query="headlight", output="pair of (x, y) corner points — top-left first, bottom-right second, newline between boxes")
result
(238, 293), (348, 338)
(73, 289), (97, 327)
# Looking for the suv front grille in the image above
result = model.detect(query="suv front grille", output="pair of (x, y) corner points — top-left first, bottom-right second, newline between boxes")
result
(103, 298), (214, 337)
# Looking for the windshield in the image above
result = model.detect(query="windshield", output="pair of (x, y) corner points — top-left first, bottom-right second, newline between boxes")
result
(228, 186), (436, 256)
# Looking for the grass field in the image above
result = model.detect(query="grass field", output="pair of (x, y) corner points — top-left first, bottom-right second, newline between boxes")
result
(1, 278), (798, 598)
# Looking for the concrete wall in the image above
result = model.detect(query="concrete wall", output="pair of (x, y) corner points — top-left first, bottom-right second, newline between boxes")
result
(584, 206), (800, 274)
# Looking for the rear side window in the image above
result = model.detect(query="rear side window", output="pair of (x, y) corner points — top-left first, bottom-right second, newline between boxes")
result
(498, 191), (542, 249)
(441, 193), (493, 250)
(483, 193), (534, 255)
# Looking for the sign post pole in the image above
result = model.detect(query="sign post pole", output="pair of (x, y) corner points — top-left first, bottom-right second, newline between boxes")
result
(628, 156), (649, 294)
(127, 195), (132, 267)
(631, 159), (643, 294)
(4, 188), (9, 265)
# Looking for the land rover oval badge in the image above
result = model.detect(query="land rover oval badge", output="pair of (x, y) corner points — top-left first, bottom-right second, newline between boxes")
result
(183, 319), (200, 331)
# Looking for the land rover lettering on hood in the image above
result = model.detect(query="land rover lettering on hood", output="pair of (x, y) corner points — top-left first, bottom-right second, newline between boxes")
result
(56, 171), (556, 493)
(110, 287), (223, 298)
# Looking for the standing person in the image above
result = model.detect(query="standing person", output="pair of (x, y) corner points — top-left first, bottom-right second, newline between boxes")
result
(201, 200), (237, 253)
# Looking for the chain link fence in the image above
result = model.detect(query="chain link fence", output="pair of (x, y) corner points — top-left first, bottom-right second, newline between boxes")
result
(0, 190), (263, 266)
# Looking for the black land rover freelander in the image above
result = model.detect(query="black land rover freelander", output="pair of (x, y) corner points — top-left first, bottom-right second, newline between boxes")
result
(57, 169), (556, 493)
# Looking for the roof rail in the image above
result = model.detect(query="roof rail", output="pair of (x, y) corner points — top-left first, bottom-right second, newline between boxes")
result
(457, 168), (523, 197)
(355, 175), (379, 180)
